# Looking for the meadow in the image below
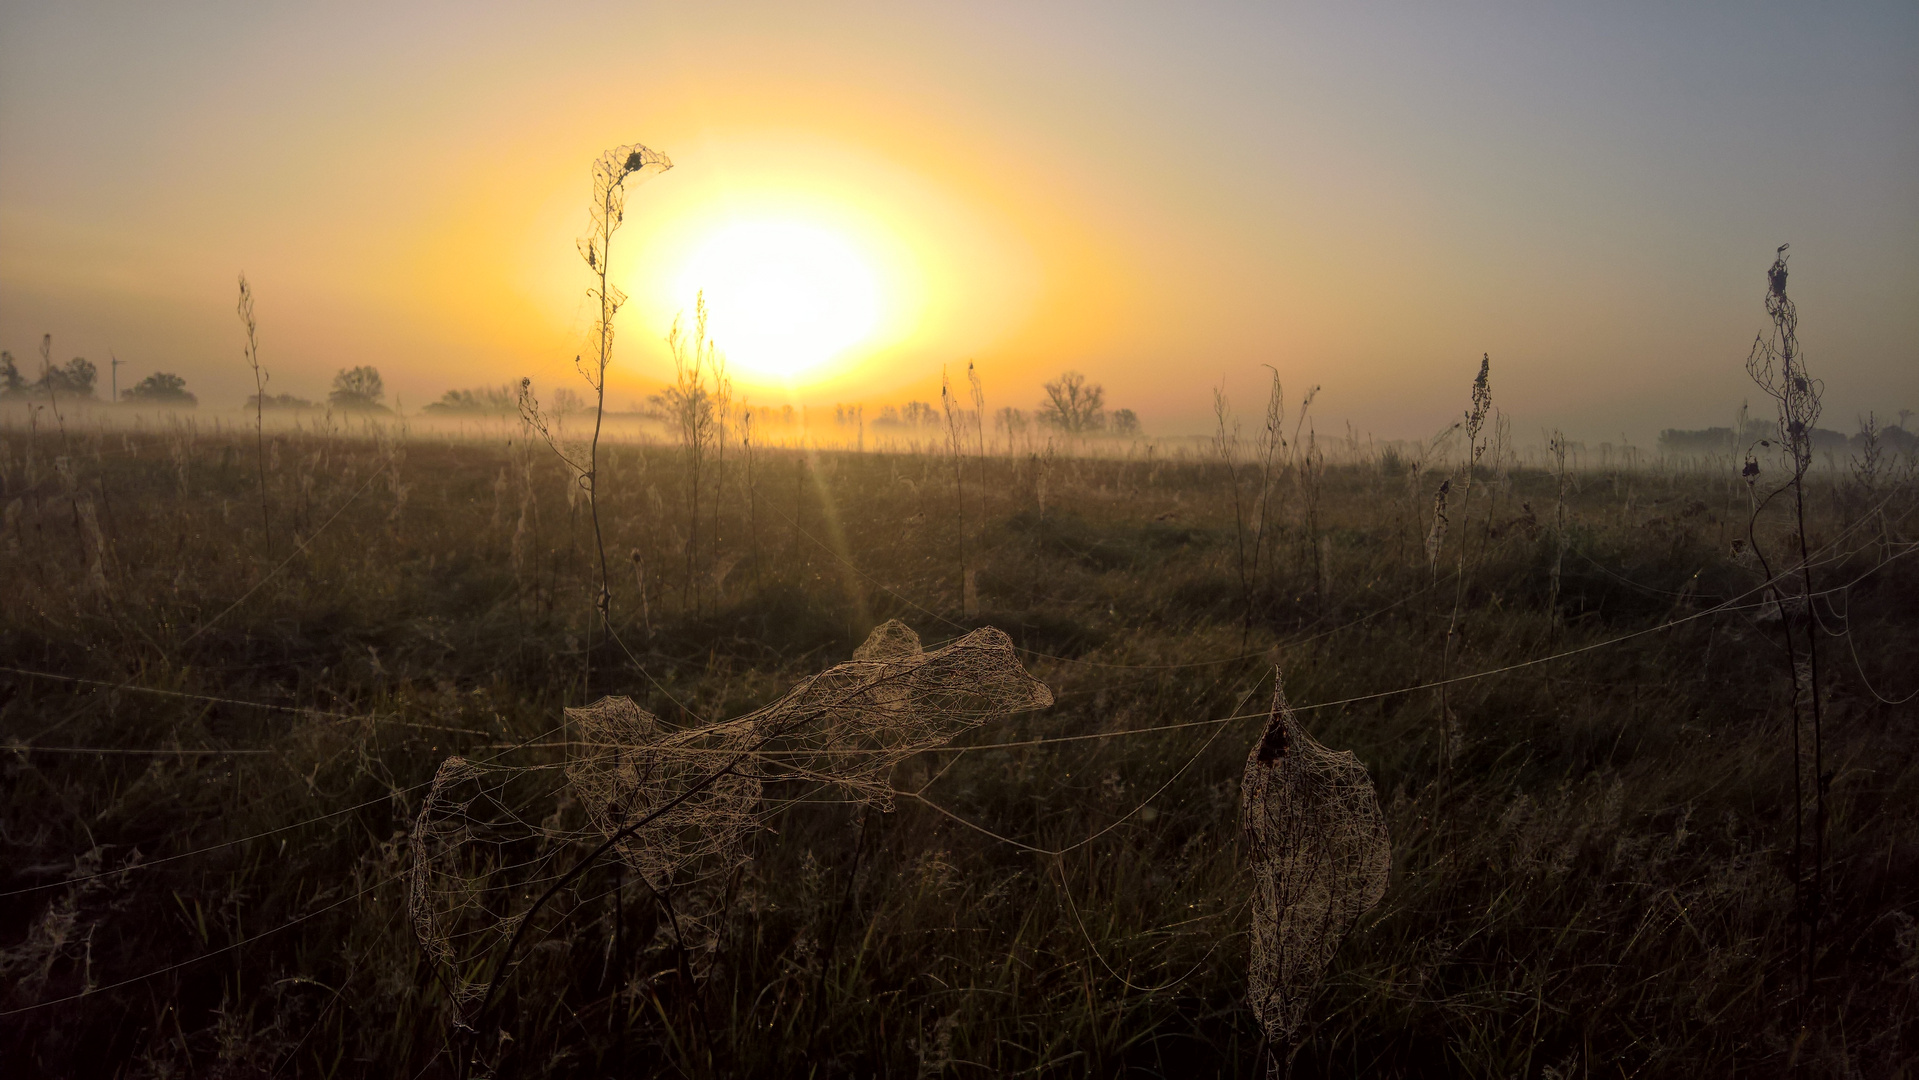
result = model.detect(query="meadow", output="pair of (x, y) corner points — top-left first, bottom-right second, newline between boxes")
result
(1, 403), (1914, 1078)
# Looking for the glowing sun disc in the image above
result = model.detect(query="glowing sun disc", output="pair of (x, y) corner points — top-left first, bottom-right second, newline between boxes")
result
(673, 220), (881, 379)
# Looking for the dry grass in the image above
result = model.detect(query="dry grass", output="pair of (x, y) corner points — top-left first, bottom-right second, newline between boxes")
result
(1, 413), (1915, 1077)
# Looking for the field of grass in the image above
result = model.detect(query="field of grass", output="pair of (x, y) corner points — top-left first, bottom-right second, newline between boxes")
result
(2, 412), (1915, 1077)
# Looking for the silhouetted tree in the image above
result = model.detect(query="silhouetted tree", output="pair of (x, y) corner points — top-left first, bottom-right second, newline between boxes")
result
(329, 365), (386, 410)
(122, 372), (197, 406)
(0, 350), (96, 399)
(48, 356), (96, 398)
(0, 352), (24, 398)
(1040, 371), (1105, 435)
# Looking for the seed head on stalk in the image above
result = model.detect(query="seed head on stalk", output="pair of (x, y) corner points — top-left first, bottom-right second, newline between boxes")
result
(557, 143), (672, 655)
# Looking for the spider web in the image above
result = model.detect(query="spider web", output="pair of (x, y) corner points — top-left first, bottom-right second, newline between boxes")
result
(1240, 672), (1390, 1058)
(576, 143), (671, 282)
(407, 620), (1053, 1026)
(407, 757), (580, 1023)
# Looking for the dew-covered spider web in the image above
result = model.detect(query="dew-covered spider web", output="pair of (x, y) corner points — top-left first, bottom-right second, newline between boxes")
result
(407, 620), (1053, 1027)
(407, 756), (581, 1022)
(577, 142), (672, 282)
(1240, 673), (1390, 1064)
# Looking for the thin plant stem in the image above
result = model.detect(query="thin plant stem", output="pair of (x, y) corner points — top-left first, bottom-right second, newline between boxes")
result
(236, 277), (270, 555)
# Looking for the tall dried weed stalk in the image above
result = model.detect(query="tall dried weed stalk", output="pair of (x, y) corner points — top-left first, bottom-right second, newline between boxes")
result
(1739, 243), (1828, 1003)
(942, 366), (968, 616)
(1432, 355), (1492, 782)
(235, 274), (270, 552)
(577, 143), (671, 629)
(1546, 430), (1571, 646)
(1213, 384), (1254, 638)
(661, 295), (727, 613)
(514, 142), (670, 691)
(1251, 367), (1286, 596)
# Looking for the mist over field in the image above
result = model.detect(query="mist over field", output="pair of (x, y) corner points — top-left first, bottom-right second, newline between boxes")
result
(3, 4), (1917, 1078)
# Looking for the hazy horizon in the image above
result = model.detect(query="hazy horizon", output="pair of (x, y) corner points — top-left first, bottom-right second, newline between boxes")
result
(3, 2), (1914, 443)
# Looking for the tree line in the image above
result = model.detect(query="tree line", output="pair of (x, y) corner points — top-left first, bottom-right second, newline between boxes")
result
(2, 341), (1143, 436)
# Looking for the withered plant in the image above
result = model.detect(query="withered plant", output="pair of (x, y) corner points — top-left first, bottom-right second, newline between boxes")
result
(521, 143), (672, 645)
(742, 405), (762, 589)
(942, 366), (968, 616)
(1437, 355), (1492, 780)
(1213, 383), (1254, 638)
(1545, 429), (1571, 646)
(235, 275), (270, 553)
(579, 143), (670, 627)
(37, 335), (71, 458)
(659, 295), (725, 613)
(1251, 367), (1285, 598)
(1739, 243), (1828, 1004)
(967, 361), (988, 484)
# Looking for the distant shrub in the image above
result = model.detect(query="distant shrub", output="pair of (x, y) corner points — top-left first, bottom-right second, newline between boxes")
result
(246, 391), (316, 410)
(121, 372), (197, 406)
(1857, 422), (1916, 455)
(1809, 427), (1852, 454)
(874, 401), (941, 429)
(424, 384), (519, 414)
(1657, 426), (1738, 456)
(1660, 420), (1850, 458)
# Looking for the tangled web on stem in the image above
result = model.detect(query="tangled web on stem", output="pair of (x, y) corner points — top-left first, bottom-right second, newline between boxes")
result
(407, 620), (1053, 1026)
(1241, 671), (1390, 1066)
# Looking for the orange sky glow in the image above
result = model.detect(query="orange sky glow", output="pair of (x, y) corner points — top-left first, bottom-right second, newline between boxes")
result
(2, 3), (1914, 440)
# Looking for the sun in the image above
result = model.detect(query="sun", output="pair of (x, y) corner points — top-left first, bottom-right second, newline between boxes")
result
(671, 220), (882, 381)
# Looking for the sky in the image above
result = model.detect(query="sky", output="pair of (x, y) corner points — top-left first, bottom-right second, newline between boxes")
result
(2, 1), (1914, 442)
